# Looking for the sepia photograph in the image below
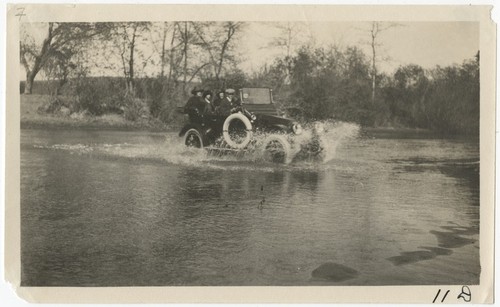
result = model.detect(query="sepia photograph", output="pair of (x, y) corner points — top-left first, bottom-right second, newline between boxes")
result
(4, 3), (495, 304)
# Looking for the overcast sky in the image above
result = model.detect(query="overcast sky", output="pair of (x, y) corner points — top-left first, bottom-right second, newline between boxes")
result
(22, 21), (478, 80)
(239, 21), (479, 73)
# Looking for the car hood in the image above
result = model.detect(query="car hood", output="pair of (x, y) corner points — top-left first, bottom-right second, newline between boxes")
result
(254, 113), (296, 127)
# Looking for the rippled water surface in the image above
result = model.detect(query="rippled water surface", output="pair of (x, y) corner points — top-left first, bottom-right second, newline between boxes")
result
(21, 126), (480, 286)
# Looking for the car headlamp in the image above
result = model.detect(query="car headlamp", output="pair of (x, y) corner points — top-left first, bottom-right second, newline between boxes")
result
(292, 123), (303, 135)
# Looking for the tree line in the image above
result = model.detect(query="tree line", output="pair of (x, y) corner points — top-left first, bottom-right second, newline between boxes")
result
(267, 46), (479, 135)
(20, 22), (479, 135)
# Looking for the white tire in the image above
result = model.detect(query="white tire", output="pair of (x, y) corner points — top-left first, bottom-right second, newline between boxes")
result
(223, 113), (253, 149)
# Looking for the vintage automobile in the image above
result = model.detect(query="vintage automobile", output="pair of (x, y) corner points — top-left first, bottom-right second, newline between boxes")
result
(179, 87), (324, 163)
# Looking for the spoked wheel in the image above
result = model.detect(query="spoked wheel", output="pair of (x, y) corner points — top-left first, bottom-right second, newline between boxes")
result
(184, 128), (204, 148)
(262, 135), (291, 164)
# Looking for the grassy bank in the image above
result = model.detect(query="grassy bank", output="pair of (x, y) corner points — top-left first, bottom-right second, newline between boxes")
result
(20, 95), (178, 131)
(21, 94), (463, 140)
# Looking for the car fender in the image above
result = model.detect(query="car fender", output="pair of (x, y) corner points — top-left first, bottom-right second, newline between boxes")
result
(270, 124), (290, 133)
(179, 123), (204, 137)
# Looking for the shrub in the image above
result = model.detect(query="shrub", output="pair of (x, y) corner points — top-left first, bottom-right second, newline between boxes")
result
(37, 95), (77, 115)
(73, 77), (126, 116)
(123, 96), (146, 121)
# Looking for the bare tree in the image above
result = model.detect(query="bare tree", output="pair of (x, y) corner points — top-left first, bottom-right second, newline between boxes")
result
(150, 22), (171, 79)
(192, 21), (245, 84)
(20, 22), (108, 94)
(149, 22), (186, 86)
(146, 22), (186, 118)
(176, 22), (199, 93)
(266, 22), (310, 81)
(168, 23), (182, 85)
(176, 22), (216, 93)
(365, 22), (400, 104)
(268, 22), (308, 58)
(111, 22), (151, 96)
(213, 22), (245, 81)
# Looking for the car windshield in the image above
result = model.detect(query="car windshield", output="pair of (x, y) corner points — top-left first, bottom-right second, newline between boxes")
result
(241, 88), (272, 104)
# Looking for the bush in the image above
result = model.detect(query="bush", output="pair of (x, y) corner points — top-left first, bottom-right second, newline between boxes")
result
(37, 95), (77, 115)
(123, 96), (146, 121)
(73, 77), (126, 116)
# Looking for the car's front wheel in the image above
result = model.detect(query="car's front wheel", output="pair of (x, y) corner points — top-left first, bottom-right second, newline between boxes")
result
(184, 128), (204, 148)
(262, 135), (291, 164)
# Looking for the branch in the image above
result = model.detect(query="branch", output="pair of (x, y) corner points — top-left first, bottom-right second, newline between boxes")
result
(191, 22), (216, 70)
(187, 62), (210, 84)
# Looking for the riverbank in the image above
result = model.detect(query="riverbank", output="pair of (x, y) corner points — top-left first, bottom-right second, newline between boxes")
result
(20, 94), (472, 139)
(20, 94), (178, 131)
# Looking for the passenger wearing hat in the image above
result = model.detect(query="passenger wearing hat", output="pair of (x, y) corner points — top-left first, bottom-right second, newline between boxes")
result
(202, 90), (214, 115)
(213, 91), (225, 112)
(217, 88), (240, 117)
(227, 88), (241, 108)
(184, 88), (205, 123)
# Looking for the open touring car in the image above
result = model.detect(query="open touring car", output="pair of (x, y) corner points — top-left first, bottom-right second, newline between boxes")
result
(179, 87), (325, 163)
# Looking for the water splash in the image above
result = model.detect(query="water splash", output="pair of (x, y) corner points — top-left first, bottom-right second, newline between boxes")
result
(317, 121), (360, 163)
(31, 121), (360, 172)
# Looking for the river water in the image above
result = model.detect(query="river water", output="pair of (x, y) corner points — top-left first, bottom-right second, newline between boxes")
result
(20, 125), (480, 286)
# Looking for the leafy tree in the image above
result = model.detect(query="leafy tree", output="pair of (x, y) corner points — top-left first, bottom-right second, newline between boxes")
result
(20, 22), (109, 94)
(248, 59), (288, 96)
(382, 55), (479, 134)
(425, 57), (479, 134)
(386, 64), (430, 127)
(39, 46), (77, 96)
(287, 46), (373, 123)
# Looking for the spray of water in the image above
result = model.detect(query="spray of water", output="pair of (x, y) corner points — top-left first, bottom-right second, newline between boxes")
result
(317, 121), (360, 163)
(32, 121), (360, 171)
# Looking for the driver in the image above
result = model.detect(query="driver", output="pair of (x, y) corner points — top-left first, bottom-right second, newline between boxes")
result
(228, 88), (241, 108)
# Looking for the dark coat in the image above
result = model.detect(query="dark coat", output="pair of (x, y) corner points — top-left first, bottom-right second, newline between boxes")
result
(184, 95), (205, 122)
(217, 97), (233, 117)
(213, 96), (224, 109)
(203, 99), (215, 115)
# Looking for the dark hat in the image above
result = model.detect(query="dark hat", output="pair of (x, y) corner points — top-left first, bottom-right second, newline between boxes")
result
(191, 88), (203, 95)
(202, 90), (213, 98)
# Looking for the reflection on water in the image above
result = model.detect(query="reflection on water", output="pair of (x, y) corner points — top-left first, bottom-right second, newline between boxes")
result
(21, 129), (480, 286)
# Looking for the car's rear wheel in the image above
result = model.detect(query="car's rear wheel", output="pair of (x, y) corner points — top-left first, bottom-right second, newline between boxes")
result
(184, 128), (203, 148)
(262, 135), (291, 164)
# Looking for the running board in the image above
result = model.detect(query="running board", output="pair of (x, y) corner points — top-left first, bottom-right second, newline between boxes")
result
(205, 147), (248, 153)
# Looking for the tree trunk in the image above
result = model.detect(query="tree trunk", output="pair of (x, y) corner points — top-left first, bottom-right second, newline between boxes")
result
(371, 24), (377, 104)
(215, 23), (237, 81)
(159, 23), (168, 79)
(22, 23), (54, 95)
(168, 24), (177, 85)
(24, 72), (35, 94)
(127, 25), (137, 96)
(182, 22), (188, 94)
